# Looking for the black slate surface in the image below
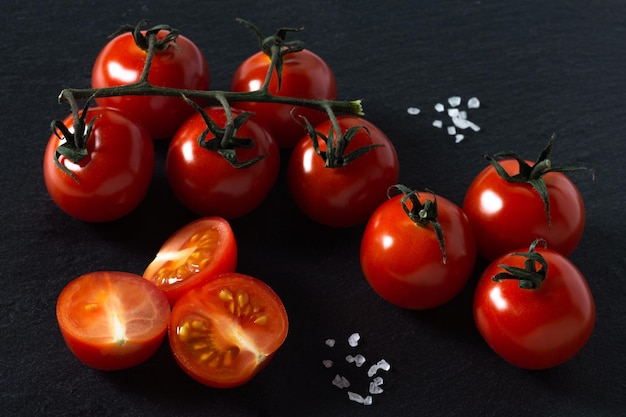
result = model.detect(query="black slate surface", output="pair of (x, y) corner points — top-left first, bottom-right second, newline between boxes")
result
(1, 1), (625, 416)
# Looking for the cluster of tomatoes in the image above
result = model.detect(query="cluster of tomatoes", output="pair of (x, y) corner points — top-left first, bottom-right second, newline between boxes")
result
(361, 141), (595, 370)
(49, 20), (595, 391)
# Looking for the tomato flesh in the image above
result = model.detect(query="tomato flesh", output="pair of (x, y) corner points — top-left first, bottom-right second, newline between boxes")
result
(56, 271), (170, 371)
(143, 217), (238, 305)
(169, 273), (288, 388)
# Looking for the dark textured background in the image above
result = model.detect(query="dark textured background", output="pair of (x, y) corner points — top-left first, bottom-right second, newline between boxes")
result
(1, 1), (625, 416)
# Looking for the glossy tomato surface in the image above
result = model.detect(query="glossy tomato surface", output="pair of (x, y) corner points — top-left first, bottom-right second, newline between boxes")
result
(287, 116), (399, 228)
(361, 192), (477, 309)
(169, 272), (289, 388)
(473, 247), (595, 369)
(143, 217), (238, 305)
(56, 271), (170, 371)
(92, 30), (209, 139)
(166, 107), (280, 219)
(43, 107), (154, 222)
(463, 159), (585, 260)
(231, 49), (336, 148)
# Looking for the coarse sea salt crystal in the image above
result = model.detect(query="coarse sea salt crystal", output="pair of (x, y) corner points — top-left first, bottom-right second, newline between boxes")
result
(447, 126), (457, 135)
(348, 392), (373, 405)
(346, 354), (366, 366)
(468, 97), (480, 109)
(432, 120), (443, 128)
(448, 96), (462, 107)
(451, 117), (471, 130)
(447, 108), (459, 118)
(348, 333), (361, 347)
(325, 339), (336, 347)
(322, 360), (334, 368)
(332, 374), (351, 389)
(407, 107), (421, 115)
(367, 359), (391, 377)
(369, 382), (384, 394)
(455, 134), (465, 143)
(434, 103), (445, 112)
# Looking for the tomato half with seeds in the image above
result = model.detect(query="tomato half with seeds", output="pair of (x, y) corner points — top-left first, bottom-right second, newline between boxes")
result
(92, 27), (210, 139)
(56, 271), (170, 371)
(473, 241), (595, 369)
(169, 272), (289, 388)
(231, 49), (337, 148)
(143, 217), (238, 305)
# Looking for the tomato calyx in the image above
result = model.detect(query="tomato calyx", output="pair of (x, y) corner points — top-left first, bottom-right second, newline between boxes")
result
(391, 184), (447, 264)
(236, 18), (305, 92)
(184, 96), (266, 169)
(300, 115), (383, 168)
(111, 20), (179, 52)
(493, 239), (548, 289)
(486, 133), (594, 227)
(50, 97), (97, 181)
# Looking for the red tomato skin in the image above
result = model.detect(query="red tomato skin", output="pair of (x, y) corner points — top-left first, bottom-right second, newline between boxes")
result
(169, 273), (289, 388)
(231, 49), (337, 148)
(463, 159), (585, 261)
(143, 217), (238, 305)
(361, 194), (477, 309)
(166, 107), (280, 219)
(287, 116), (400, 228)
(92, 31), (210, 139)
(56, 271), (171, 371)
(43, 107), (154, 222)
(473, 248), (595, 369)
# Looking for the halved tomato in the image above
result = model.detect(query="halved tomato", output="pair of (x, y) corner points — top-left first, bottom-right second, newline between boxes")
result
(56, 271), (171, 371)
(169, 272), (289, 388)
(143, 217), (238, 305)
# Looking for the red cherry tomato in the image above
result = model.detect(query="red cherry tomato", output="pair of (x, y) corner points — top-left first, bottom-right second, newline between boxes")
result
(473, 241), (595, 369)
(361, 187), (477, 309)
(92, 29), (209, 139)
(43, 107), (154, 222)
(231, 49), (337, 148)
(166, 106), (280, 219)
(463, 158), (585, 261)
(287, 116), (399, 228)
(169, 272), (289, 388)
(143, 217), (238, 305)
(56, 271), (171, 371)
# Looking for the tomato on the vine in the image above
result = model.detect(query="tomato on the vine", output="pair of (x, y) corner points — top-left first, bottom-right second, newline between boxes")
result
(169, 272), (289, 388)
(143, 217), (238, 305)
(43, 107), (154, 222)
(473, 240), (595, 369)
(91, 25), (210, 139)
(463, 137), (589, 260)
(287, 116), (399, 228)
(231, 48), (337, 148)
(56, 271), (171, 371)
(361, 185), (477, 309)
(166, 106), (280, 219)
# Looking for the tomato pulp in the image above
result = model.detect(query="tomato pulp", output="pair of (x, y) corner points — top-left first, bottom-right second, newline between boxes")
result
(56, 271), (171, 371)
(143, 217), (238, 305)
(169, 273), (289, 388)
